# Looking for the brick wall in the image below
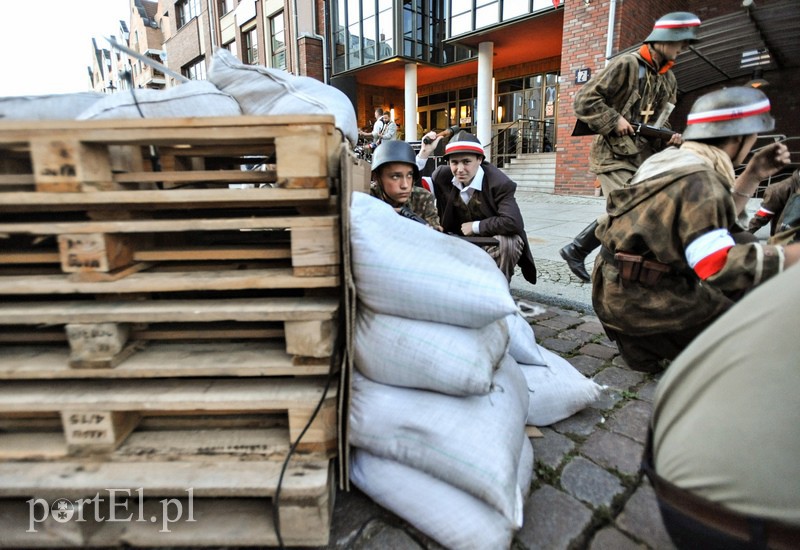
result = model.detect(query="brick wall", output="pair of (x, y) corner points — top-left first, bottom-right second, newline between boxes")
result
(555, 0), (613, 194)
(554, 0), (738, 195)
(298, 36), (324, 80)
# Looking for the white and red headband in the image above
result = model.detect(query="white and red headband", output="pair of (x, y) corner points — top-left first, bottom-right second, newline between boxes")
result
(653, 16), (701, 30)
(687, 98), (771, 125)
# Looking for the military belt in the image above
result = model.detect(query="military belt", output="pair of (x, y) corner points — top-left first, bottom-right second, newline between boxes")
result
(599, 247), (672, 287)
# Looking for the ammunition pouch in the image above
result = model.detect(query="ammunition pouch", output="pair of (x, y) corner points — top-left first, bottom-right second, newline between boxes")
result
(605, 134), (640, 157)
(601, 248), (672, 287)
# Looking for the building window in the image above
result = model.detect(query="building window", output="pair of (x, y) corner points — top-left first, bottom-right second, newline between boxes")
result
(223, 40), (237, 57)
(176, 0), (201, 29)
(243, 26), (259, 65)
(269, 12), (286, 69)
(183, 57), (207, 80)
(219, 0), (234, 16)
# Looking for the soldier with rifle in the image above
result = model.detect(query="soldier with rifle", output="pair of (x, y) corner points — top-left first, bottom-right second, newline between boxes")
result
(560, 12), (700, 282)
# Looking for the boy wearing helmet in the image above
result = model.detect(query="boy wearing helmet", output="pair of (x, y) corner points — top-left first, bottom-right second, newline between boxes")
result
(561, 12), (700, 282)
(591, 87), (799, 372)
(417, 130), (537, 284)
(369, 140), (442, 231)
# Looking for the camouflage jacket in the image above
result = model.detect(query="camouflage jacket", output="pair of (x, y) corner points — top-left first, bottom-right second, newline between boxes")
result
(370, 183), (442, 231)
(593, 148), (786, 335)
(574, 48), (677, 176)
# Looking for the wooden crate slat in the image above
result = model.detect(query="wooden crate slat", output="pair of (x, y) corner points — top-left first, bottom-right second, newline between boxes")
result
(0, 188), (330, 206)
(0, 459), (331, 498)
(0, 481), (333, 547)
(0, 297), (339, 324)
(0, 269), (339, 294)
(0, 215), (338, 235)
(0, 377), (334, 413)
(0, 342), (330, 380)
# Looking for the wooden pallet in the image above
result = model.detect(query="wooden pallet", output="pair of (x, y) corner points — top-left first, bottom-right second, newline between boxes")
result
(0, 297), (339, 368)
(0, 115), (340, 193)
(0, 215), (340, 281)
(0, 377), (337, 457)
(0, 460), (335, 547)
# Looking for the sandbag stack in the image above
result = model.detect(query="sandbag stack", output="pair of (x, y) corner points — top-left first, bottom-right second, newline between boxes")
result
(348, 192), (531, 547)
(347, 192), (605, 548)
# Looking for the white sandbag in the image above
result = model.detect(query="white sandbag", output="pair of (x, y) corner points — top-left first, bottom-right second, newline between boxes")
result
(520, 347), (605, 426)
(350, 192), (517, 328)
(0, 92), (104, 120)
(355, 306), (509, 396)
(77, 80), (242, 120)
(349, 354), (529, 523)
(351, 449), (517, 550)
(506, 311), (546, 366)
(208, 48), (358, 145)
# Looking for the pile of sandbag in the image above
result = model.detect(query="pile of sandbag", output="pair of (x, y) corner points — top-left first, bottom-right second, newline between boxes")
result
(347, 192), (604, 549)
(0, 48), (358, 147)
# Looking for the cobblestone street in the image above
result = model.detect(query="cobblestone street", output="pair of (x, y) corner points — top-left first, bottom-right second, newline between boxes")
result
(327, 295), (676, 550)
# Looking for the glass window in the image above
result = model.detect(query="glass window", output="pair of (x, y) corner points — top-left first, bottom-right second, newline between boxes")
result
(219, 0), (234, 16)
(182, 57), (207, 80)
(378, 5), (393, 58)
(270, 12), (286, 69)
(176, 0), (201, 29)
(243, 27), (259, 65)
(476, 3), (499, 28)
(503, 1), (528, 19)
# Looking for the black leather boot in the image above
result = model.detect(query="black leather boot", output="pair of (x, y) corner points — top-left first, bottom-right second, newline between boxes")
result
(559, 220), (600, 282)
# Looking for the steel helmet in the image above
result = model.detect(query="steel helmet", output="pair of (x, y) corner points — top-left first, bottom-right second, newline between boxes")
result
(682, 86), (775, 140)
(644, 12), (701, 44)
(370, 140), (419, 179)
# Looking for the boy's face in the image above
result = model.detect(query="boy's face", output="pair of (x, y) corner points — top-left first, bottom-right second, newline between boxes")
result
(448, 153), (482, 185)
(377, 162), (414, 204)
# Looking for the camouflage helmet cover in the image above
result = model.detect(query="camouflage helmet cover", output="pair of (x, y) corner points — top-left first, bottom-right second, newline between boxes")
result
(370, 139), (419, 179)
(644, 12), (701, 44)
(682, 86), (775, 141)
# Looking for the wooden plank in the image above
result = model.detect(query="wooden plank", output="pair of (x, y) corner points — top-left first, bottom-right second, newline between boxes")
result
(0, 459), (332, 498)
(113, 169), (278, 184)
(30, 137), (114, 192)
(0, 251), (60, 264)
(0, 173), (35, 186)
(57, 234), (134, 273)
(0, 188), (330, 206)
(0, 377), (336, 415)
(0, 297), (340, 324)
(0, 480), (332, 546)
(0, 269), (339, 294)
(290, 225), (340, 268)
(61, 411), (140, 453)
(0, 214), (338, 235)
(0, 342), (330, 380)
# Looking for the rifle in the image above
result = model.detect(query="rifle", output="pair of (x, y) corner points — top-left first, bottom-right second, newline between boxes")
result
(397, 205), (429, 226)
(572, 119), (676, 141)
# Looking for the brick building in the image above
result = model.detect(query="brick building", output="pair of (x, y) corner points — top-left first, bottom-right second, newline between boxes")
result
(105, 0), (799, 195)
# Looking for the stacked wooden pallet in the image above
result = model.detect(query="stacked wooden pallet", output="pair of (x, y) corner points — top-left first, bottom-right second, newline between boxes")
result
(0, 115), (351, 547)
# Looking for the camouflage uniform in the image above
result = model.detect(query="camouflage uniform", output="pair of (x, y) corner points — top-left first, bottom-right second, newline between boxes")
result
(574, 47), (677, 194)
(592, 147), (786, 368)
(369, 182), (442, 231)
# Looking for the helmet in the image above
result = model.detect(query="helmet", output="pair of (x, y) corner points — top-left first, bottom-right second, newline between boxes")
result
(644, 12), (701, 44)
(682, 86), (775, 140)
(370, 140), (419, 179)
(444, 131), (485, 159)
